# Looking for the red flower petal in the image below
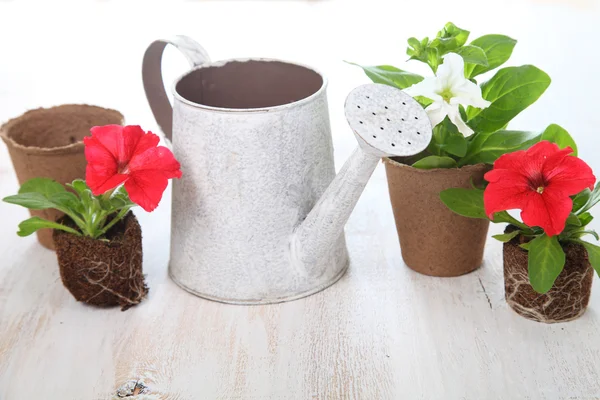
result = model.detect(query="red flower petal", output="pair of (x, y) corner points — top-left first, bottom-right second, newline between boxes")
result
(492, 149), (529, 172)
(124, 171), (169, 212)
(483, 140), (595, 236)
(84, 135), (117, 173)
(526, 140), (560, 159)
(128, 146), (182, 179)
(484, 170), (530, 218)
(85, 124), (181, 207)
(543, 150), (596, 195)
(121, 125), (147, 162)
(492, 142), (559, 184)
(520, 188), (572, 237)
(86, 166), (128, 196)
(130, 128), (160, 157)
(89, 125), (126, 164)
(84, 135), (121, 194)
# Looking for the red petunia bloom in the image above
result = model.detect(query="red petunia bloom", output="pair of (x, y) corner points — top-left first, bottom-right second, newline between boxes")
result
(84, 125), (182, 212)
(484, 141), (595, 237)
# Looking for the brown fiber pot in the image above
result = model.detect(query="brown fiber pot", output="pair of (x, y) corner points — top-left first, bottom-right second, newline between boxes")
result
(384, 158), (490, 276)
(1, 104), (124, 249)
(53, 212), (148, 310)
(504, 232), (593, 323)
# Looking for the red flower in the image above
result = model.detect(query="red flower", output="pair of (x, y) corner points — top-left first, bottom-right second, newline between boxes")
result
(484, 141), (595, 237)
(84, 125), (182, 212)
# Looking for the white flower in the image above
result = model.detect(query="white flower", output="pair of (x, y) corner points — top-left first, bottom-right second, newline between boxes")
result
(405, 53), (491, 136)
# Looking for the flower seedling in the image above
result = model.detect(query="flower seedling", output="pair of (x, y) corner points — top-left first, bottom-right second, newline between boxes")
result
(440, 141), (599, 293)
(349, 22), (575, 169)
(3, 125), (182, 239)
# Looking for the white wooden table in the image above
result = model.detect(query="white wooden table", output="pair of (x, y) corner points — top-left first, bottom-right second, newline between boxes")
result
(1, 1), (600, 399)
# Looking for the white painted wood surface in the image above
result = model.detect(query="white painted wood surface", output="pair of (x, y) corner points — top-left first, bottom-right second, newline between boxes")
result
(1, 0), (600, 399)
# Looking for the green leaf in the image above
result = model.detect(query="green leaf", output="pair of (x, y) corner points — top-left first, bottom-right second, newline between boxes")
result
(16, 217), (81, 237)
(67, 179), (94, 210)
(67, 179), (90, 197)
(459, 129), (540, 166)
(51, 192), (83, 214)
(492, 211), (530, 231)
(581, 241), (600, 277)
(572, 189), (591, 213)
(19, 177), (66, 196)
(577, 183), (600, 215)
(464, 35), (517, 78)
(439, 188), (487, 219)
(407, 37), (441, 73)
(432, 22), (470, 53)
(429, 117), (468, 157)
(575, 230), (600, 241)
(407, 36), (425, 59)
(493, 230), (520, 242)
(520, 241), (532, 251)
(4, 177), (69, 210)
(453, 45), (488, 66)
(466, 65), (551, 134)
(425, 48), (441, 72)
(109, 186), (134, 210)
(407, 37), (421, 51)
(579, 212), (594, 227)
(566, 213), (582, 227)
(412, 156), (457, 169)
(528, 234), (566, 294)
(414, 96), (434, 108)
(346, 62), (424, 90)
(3, 177), (76, 212)
(3, 192), (59, 210)
(540, 124), (578, 156)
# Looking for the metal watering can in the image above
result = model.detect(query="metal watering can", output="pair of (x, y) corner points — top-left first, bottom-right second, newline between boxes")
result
(142, 36), (432, 304)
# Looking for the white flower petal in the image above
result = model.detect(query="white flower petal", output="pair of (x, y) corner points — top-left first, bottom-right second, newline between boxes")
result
(425, 101), (448, 128)
(438, 53), (466, 90)
(404, 77), (443, 102)
(451, 80), (491, 109)
(447, 104), (474, 136)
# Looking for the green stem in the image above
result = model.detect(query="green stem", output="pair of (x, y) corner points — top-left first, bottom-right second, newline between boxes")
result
(53, 207), (89, 236)
(102, 188), (116, 202)
(492, 211), (531, 232)
(54, 224), (83, 236)
(96, 207), (131, 238)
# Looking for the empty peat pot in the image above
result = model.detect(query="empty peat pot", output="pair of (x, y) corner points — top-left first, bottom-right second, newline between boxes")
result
(0, 104), (124, 249)
(53, 212), (147, 310)
(384, 159), (490, 277)
(504, 230), (593, 323)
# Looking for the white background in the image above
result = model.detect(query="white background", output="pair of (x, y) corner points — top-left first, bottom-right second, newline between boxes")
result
(1, 0), (600, 399)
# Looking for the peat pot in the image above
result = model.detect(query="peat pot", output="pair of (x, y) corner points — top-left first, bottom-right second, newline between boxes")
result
(53, 212), (147, 310)
(1, 104), (124, 249)
(384, 159), (490, 277)
(504, 232), (593, 323)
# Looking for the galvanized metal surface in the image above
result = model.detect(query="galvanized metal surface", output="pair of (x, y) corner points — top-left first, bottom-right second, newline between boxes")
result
(143, 37), (347, 303)
(291, 84), (431, 271)
(344, 84), (432, 157)
(142, 38), (431, 304)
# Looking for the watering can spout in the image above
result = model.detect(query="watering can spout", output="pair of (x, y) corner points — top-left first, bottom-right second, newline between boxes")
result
(291, 148), (381, 267)
(291, 84), (432, 269)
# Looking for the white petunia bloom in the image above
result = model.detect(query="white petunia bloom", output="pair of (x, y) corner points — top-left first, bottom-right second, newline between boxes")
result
(405, 53), (491, 136)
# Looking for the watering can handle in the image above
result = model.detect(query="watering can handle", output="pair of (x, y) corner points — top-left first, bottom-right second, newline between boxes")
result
(142, 36), (211, 141)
